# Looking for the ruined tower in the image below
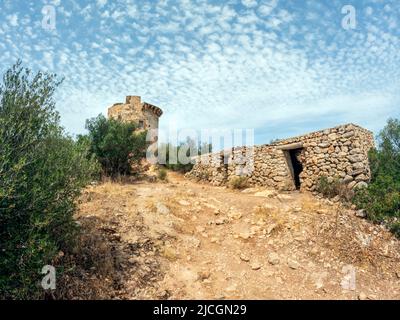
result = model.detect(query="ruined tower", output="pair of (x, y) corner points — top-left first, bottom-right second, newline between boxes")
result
(107, 95), (163, 133)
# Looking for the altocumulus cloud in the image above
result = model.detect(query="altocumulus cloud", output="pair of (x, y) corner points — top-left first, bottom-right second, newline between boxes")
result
(0, 0), (399, 144)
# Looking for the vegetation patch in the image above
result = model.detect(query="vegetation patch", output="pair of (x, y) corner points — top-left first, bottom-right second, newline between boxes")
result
(353, 118), (400, 237)
(228, 176), (249, 190)
(83, 114), (147, 178)
(0, 62), (99, 299)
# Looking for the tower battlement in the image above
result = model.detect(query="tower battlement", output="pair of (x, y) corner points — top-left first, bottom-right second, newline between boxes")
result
(107, 95), (162, 131)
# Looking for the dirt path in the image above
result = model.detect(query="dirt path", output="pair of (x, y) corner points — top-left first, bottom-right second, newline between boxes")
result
(76, 171), (400, 300)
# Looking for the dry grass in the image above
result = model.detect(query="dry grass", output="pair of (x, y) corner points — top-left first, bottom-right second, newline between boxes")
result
(228, 176), (249, 189)
(300, 196), (322, 213)
(161, 246), (178, 261)
(254, 205), (288, 233)
(145, 200), (157, 212)
(55, 217), (119, 299)
(157, 168), (168, 181)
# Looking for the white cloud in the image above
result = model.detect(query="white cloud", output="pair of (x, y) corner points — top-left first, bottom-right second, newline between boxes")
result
(258, 5), (273, 16)
(7, 14), (18, 27)
(96, 0), (107, 8)
(241, 0), (258, 8)
(126, 4), (138, 18)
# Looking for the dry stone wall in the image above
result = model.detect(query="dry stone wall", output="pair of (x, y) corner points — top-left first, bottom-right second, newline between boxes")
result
(186, 124), (375, 191)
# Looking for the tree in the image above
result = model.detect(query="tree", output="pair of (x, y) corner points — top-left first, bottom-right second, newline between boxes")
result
(0, 61), (99, 298)
(85, 114), (147, 177)
(353, 118), (400, 237)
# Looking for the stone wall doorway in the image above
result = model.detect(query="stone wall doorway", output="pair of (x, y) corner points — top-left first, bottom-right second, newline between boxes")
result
(288, 148), (304, 189)
(279, 143), (304, 190)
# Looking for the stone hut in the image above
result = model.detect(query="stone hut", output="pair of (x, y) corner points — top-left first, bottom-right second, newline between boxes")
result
(108, 95), (163, 134)
(186, 123), (375, 191)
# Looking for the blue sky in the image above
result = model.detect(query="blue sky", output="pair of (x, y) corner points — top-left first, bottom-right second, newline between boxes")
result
(0, 0), (399, 144)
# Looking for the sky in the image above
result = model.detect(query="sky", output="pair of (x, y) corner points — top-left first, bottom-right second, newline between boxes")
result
(0, 0), (399, 145)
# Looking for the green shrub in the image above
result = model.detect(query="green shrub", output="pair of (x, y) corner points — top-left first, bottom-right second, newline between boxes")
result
(0, 62), (99, 299)
(316, 175), (353, 202)
(316, 176), (338, 198)
(390, 221), (400, 238)
(353, 118), (400, 237)
(316, 176), (355, 201)
(157, 168), (168, 181)
(228, 176), (248, 189)
(199, 170), (210, 181)
(84, 114), (147, 177)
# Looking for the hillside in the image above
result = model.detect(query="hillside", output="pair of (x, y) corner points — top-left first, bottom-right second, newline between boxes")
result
(67, 171), (400, 300)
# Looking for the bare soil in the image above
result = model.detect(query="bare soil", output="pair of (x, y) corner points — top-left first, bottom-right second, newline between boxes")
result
(73, 171), (400, 300)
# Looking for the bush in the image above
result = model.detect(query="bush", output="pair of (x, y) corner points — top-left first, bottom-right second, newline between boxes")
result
(228, 176), (248, 189)
(84, 114), (147, 177)
(353, 118), (400, 237)
(0, 62), (99, 299)
(316, 176), (354, 201)
(316, 176), (340, 198)
(157, 168), (168, 181)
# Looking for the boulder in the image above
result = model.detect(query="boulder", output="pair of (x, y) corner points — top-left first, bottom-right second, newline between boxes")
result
(354, 181), (368, 189)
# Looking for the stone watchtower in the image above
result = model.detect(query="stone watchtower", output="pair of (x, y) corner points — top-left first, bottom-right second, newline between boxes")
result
(107, 96), (163, 133)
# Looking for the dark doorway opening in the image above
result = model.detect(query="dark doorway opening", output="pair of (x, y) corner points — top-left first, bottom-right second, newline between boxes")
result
(288, 148), (304, 190)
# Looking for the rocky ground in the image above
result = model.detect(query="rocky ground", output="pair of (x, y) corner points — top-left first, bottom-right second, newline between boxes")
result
(73, 171), (400, 300)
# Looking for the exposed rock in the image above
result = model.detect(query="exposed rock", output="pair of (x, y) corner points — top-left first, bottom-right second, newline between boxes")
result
(355, 209), (367, 218)
(198, 271), (211, 281)
(287, 260), (300, 270)
(215, 218), (226, 225)
(238, 232), (251, 240)
(266, 223), (277, 234)
(254, 190), (278, 198)
(358, 292), (368, 300)
(178, 200), (190, 206)
(240, 253), (250, 262)
(354, 181), (368, 189)
(228, 211), (242, 220)
(156, 202), (170, 215)
(268, 252), (280, 265)
(251, 263), (262, 270)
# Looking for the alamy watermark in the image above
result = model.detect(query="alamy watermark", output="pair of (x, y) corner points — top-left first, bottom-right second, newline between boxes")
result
(41, 265), (56, 290)
(341, 5), (356, 30)
(146, 128), (255, 175)
(340, 264), (356, 291)
(41, 5), (56, 31)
